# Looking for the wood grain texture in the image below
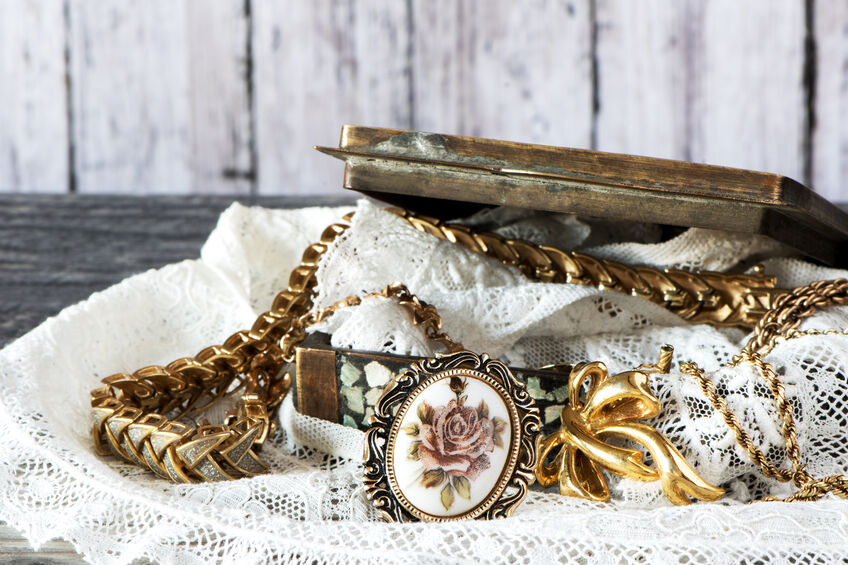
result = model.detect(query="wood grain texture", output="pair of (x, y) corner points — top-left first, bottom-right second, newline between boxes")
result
(595, 0), (807, 182)
(0, 0), (69, 193)
(186, 0), (254, 193)
(410, 0), (594, 148)
(812, 0), (848, 202)
(0, 194), (354, 347)
(252, 0), (412, 195)
(68, 0), (253, 194)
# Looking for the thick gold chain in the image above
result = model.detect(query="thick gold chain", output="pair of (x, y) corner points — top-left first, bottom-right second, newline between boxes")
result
(91, 208), (798, 485)
(91, 217), (352, 481)
(681, 278), (848, 502)
(90, 209), (468, 482)
(390, 209), (785, 328)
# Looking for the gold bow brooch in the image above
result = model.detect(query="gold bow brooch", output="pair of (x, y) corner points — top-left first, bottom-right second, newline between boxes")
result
(536, 346), (724, 505)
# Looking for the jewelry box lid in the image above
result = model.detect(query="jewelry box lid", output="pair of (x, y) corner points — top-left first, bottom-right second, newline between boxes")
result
(316, 125), (848, 266)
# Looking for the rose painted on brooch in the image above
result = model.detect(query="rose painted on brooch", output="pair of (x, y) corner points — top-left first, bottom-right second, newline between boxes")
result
(404, 377), (508, 510)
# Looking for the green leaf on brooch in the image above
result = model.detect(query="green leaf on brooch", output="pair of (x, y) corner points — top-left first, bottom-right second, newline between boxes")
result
(417, 401), (434, 425)
(402, 422), (420, 436)
(477, 400), (489, 419)
(421, 469), (446, 488)
(407, 440), (422, 461)
(493, 432), (504, 449)
(452, 476), (471, 500)
(440, 482), (455, 511)
(492, 417), (507, 434)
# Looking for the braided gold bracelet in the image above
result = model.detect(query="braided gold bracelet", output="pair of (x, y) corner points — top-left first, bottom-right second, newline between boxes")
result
(390, 209), (784, 328)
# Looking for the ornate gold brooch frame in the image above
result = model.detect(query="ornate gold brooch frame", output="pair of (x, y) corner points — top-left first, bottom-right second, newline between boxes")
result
(363, 351), (541, 522)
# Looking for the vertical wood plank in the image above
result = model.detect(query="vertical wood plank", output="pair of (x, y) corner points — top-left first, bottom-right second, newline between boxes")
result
(596, 0), (807, 183)
(694, 1), (806, 181)
(411, 0), (594, 148)
(252, 0), (412, 195)
(813, 1), (848, 201)
(186, 0), (254, 192)
(0, 0), (69, 193)
(593, 2), (689, 160)
(69, 0), (252, 194)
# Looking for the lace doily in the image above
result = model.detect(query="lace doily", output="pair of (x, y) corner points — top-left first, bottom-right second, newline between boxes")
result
(1, 200), (848, 564)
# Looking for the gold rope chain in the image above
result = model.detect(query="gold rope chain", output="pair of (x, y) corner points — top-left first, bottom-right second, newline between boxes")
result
(92, 209), (823, 493)
(680, 278), (848, 502)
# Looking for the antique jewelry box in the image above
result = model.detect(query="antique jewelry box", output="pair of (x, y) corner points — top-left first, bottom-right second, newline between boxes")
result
(317, 125), (848, 266)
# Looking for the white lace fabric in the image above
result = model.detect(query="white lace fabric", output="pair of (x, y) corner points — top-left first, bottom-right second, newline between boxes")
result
(1, 200), (848, 564)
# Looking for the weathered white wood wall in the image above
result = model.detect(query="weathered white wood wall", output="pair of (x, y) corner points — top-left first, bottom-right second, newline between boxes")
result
(2, 0), (846, 200)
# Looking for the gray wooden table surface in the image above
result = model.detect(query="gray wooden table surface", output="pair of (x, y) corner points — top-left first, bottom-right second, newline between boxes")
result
(0, 194), (354, 564)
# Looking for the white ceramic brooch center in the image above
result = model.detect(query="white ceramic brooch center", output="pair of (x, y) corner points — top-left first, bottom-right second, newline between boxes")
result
(393, 373), (512, 517)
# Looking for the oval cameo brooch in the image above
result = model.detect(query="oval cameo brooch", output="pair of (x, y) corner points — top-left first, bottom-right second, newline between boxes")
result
(363, 351), (541, 521)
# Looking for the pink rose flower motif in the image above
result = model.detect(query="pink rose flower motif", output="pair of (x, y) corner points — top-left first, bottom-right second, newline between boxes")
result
(405, 377), (507, 510)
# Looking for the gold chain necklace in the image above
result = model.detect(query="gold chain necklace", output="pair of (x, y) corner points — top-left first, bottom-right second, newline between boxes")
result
(90, 210), (848, 503)
(680, 279), (848, 502)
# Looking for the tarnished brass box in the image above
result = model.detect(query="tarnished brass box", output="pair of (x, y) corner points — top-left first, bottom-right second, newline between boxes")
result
(318, 125), (848, 266)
